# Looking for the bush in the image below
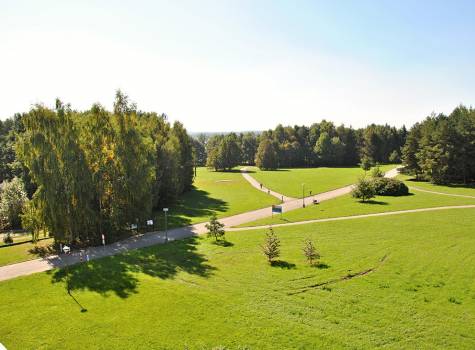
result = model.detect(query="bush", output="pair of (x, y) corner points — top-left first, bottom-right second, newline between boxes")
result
(372, 177), (409, 196)
(3, 232), (13, 244)
(351, 177), (376, 202)
(370, 166), (384, 178)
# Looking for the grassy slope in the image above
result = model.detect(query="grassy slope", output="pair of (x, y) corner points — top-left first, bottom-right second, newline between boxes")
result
(1, 209), (474, 349)
(155, 167), (278, 229)
(238, 190), (475, 227)
(0, 238), (53, 267)
(398, 174), (475, 196)
(248, 164), (395, 198)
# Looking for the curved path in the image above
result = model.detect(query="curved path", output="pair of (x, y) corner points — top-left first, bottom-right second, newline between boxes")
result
(240, 167), (295, 202)
(228, 205), (475, 231)
(0, 167), (400, 282)
(409, 186), (475, 199)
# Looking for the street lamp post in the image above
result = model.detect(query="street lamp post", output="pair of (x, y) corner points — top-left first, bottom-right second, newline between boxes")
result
(302, 183), (306, 208)
(163, 208), (169, 242)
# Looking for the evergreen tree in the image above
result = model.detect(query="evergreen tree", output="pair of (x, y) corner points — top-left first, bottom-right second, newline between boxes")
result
(261, 227), (280, 264)
(303, 239), (320, 266)
(205, 213), (225, 241)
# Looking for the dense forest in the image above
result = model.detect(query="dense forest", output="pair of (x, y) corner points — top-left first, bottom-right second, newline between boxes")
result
(402, 105), (475, 184)
(0, 91), (194, 245)
(201, 121), (407, 170)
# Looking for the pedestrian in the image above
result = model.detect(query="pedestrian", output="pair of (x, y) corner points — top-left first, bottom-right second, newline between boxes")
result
(260, 183), (263, 189)
(79, 250), (83, 262)
(86, 253), (90, 262)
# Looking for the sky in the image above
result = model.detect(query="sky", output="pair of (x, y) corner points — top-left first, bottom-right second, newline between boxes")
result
(1, 0), (474, 132)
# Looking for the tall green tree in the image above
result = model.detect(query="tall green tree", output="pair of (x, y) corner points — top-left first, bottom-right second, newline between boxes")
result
(255, 138), (278, 170)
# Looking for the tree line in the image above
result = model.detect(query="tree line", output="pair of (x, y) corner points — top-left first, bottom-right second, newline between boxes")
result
(197, 121), (407, 171)
(402, 105), (475, 184)
(0, 91), (194, 245)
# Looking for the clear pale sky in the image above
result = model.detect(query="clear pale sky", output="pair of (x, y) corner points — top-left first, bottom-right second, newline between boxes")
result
(1, 0), (474, 132)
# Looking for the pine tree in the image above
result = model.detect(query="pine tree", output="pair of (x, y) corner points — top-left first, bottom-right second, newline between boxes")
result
(205, 213), (225, 241)
(303, 239), (320, 266)
(261, 227), (280, 264)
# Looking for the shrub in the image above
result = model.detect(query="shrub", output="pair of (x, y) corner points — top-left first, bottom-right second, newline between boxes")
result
(370, 166), (384, 178)
(351, 177), (376, 202)
(261, 227), (280, 263)
(372, 177), (409, 196)
(3, 232), (13, 244)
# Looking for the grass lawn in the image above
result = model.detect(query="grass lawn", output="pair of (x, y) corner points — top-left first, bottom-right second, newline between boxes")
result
(398, 174), (475, 196)
(248, 164), (396, 198)
(237, 189), (475, 227)
(1, 208), (474, 349)
(0, 238), (54, 267)
(154, 167), (278, 229)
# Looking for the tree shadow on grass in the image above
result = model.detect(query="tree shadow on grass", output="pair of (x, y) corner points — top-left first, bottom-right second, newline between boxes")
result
(271, 260), (296, 269)
(212, 240), (234, 247)
(155, 187), (228, 229)
(407, 178), (475, 189)
(314, 262), (330, 269)
(359, 200), (388, 205)
(28, 244), (56, 258)
(50, 237), (216, 299)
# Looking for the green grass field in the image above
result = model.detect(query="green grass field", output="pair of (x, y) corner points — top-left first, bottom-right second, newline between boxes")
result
(0, 168), (277, 268)
(0, 238), (54, 267)
(237, 189), (475, 227)
(155, 167), (278, 229)
(1, 208), (474, 349)
(248, 164), (396, 198)
(398, 174), (475, 196)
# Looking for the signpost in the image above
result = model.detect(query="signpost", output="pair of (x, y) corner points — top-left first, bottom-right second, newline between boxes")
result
(163, 208), (169, 242)
(272, 205), (283, 218)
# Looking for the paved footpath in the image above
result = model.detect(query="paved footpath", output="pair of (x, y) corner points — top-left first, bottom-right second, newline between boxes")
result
(228, 205), (475, 231)
(240, 167), (296, 202)
(0, 167), (400, 282)
(409, 186), (475, 199)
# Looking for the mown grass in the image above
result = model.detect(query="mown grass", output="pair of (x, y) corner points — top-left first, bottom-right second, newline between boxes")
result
(154, 167), (278, 229)
(398, 174), (475, 196)
(248, 164), (396, 198)
(0, 168), (277, 267)
(237, 189), (475, 227)
(1, 208), (474, 349)
(0, 238), (54, 267)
